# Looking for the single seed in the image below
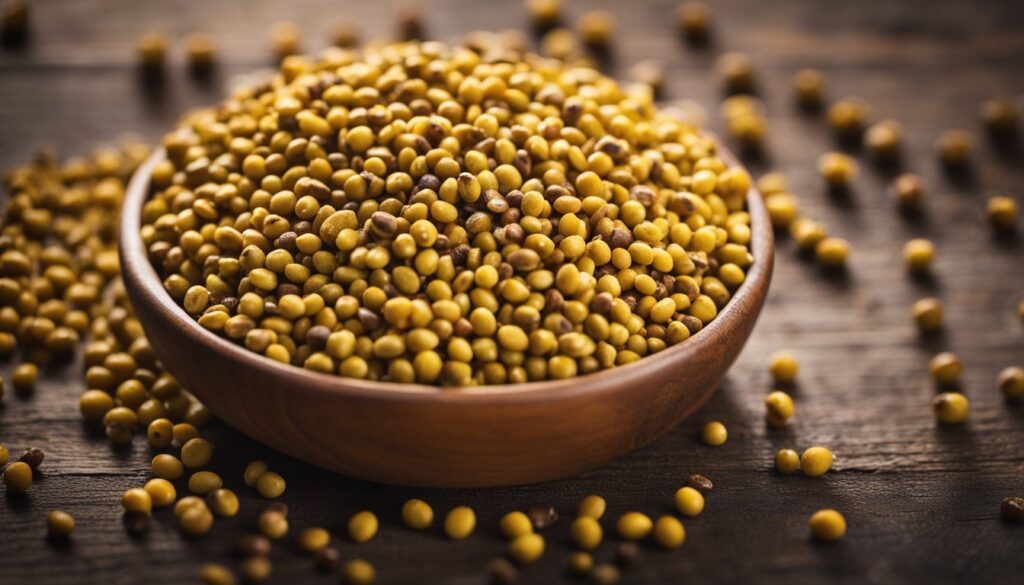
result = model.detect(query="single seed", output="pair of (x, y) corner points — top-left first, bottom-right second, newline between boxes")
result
(997, 366), (1024, 400)
(1002, 496), (1024, 523)
(315, 546), (341, 572)
(817, 152), (859, 189)
(816, 237), (850, 268)
(207, 488), (240, 517)
(932, 392), (970, 424)
(765, 391), (795, 427)
(144, 478), (177, 507)
(180, 437), (214, 469)
(701, 421), (728, 446)
(567, 551), (594, 576)
(297, 527), (331, 553)
(590, 563), (621, 585)
(259, 509), (289, 540)
(342, 559), (375, 585)
(527, 505), (559, 530)
(616, 512), (653, 541)
(402, 498), (434, 530)
(653, 515), (686, 549)
(570, 516), (602, 550)
(687, 474), (713, 491)
(348, 510), (378, 543)
(508, 533), (545, 565)
(19, 447), (44, 469)
(256, 471), (286, 499)
(930, 352), (963, 385)
(674, 486), (705, 517)
(937, 130), (972, 168)
(986, 195), (1018, 232)
(152, 454), (185, 480)
(903, 239), (935, 272)
(241, 556), (272, 582)
(577, 494), (606, 519)
(775, 449), (800, 474)
(912, 298), (944, 333)
(800, 446), (834, 477)
(180, 506), (214, 537)
(122, 487), (153, 515)
(793, 69), (825, 110)
(445, 506), (476, 540)
(768, 351), (799, 384)
(809, 509), (846, 542)
(244, 460), (268, 487)
(188, 470), (223, 495)
(199, 564), (236, 585)
(47, 510), (76, 538)
(500, 511), (534, 539)
(676, 2), (712, 43)
(235, 534), (272, 558)
(613, 542), (641, 567)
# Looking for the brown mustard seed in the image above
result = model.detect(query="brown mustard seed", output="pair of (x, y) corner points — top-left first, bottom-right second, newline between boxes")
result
(613, 541), (641, 568)
(487, 557), (520, 585)
(687, 473), (713, 491)
(937, 130), (972, 168)
(1002, 496), (1024, 523)
(527, 506), (559, 531)
(19, 447), (44, 469)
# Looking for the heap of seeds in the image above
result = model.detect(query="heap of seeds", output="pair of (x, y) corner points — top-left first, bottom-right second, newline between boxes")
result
(140, 41), (755, 386)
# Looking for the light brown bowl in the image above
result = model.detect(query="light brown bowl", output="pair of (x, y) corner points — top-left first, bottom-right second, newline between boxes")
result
(118, 143), (773, 488)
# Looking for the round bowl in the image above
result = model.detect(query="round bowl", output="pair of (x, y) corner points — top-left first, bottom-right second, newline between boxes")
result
(118, 143), (773, 488)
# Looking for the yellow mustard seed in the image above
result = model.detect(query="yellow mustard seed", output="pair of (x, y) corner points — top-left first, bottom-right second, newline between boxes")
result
(342, 559), (375, 585)
(0, 444), (6, 467)
(445, 506), (476, 540)
(903, 239), (935, 272)
(932, 392), (970, 424)
(348, 510), (378, 543)
(152, 454), (184, 480)
(122, 487), (153, 515)
(818, 152), (859, 189)
(701, 421), (728, 446)
(768, 351), (799, 384)
(188, 471), (223, 495)
(616, 512), (653, 541)
(987, 195), (1019, 231)
(800, 446), (834, 477)
(912, 298), (944, 333)
(508, 533), (545, 565)
(809, 509), (846, 542)
(674, 486), (705, 517)
(180, 506), (214, 537)
(144, 478), (177, 508)
(775, 448), (800, 474)
(793, 69), (825, 109)
(401, 498), (434, 530)
(259, 509), (289, 540)
(297, 527), (331, 553)
(174, 496), (208, 519)
(3, 460), (32, 492)
(241, 556), (272, 582)
(567, 551), (594, 576)
(816, 237), (850, 268)
(207, 488), (240, 518)
(570, 516), (602, 550)
(577, 494), (606, 520)
(929, 352), (963, 385)
(677, 2), (712, 42)
(147, 418), (174, 448)
(997, 366), (1024, 400)
(865, 119), (902, 159)
(256, 471), (286, 499)
(500, 511), (534, 539)
(243, 460), (268, 487)
(653, 515), (686, 549)
(46, 510), (76, 538)
(180, 437), (213, 469)
(765, 391), (795, 427)
(937, 130), (972, 168)
(12, 362), (37, 392)
(199, 563), (236, 585)
(79, 389), (114, 422)
(827, 97), (870, 136)
(980, 98), (1018, 134)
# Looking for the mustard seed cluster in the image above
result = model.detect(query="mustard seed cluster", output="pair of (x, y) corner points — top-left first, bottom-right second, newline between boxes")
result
(141, 41), (755, 386)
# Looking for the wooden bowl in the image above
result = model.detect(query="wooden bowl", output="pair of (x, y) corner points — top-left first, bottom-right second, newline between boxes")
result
(118, 144), (773, 488)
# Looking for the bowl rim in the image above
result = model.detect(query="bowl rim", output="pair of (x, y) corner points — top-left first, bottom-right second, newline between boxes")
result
(118, 140), (773, 405)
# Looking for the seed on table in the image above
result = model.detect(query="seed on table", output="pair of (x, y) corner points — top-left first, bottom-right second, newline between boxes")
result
(790, 217), (828, 250)
(980, 98), (1018, 135)
(717, 52), (755, 94)
(297, 527), (331, 553)
(207, 488), (240, 517)
(674, 486), (705, 517)
(180, 506), (214, 537)
(677, 2), (712, 42)
(243, 460), (268, 487)
(500, 511), (534, 539)
(0, 444), (7, 466)
(827, 97), (870, 137)
(701, 421), (728, 446)
(578, 494), (607, 519)
(526, 0), (561, 29)
(800, 446), (834, 477)
(577, 10), (615, 48)
(181, 437), (214, 469)
(402, 498), (434, 530)
(570, 516), (602, 550)
(937, 130), (972, 168)
(269, 21), (300, 60)
(172, 423), (199, 446)
(1002, 496), (1024, 523)
(527, 506), (559, 531)
(152, 454), (184, 480)
(314, 546), (341, 572)
(793, 69), (825, 110)
(136, 32), (167, 69)
(487, 557), (519, 585)
(259, 508), (289, 540)
(912, 298), (944, 333)
(144, 478), (177, 507)
(19, 447), (44, 469)
(445, 506), (476, 540)
(613, 541), (641, 568)
(932, 392), (970, 424)
(986, 195), (1018, 232)
(687, 474), (713, 492)
(765, 391), (795, 427)
(185, 34), (216, 72)
(235, 534), (272, 558)
(174, 496), (208, 518)
(768, 351), (799, 384)
(865, 119), (903, 160)
(891, 173), (926, 211)
(79, 390), (114, 422)
(331, 19), (359, 48)
(903, 239), (935, 272)
(46, 510), (76, 538)
(147, 418), (174, 448)
(616, 512), (653, 541)
(653, 515), (686, 549)
(567, 551), (594, 576)
(241, 556), (272, 582)
(765, 193), (800, 228)
(256, 471), (286, 499)
(818, 153), (859, 190)
(12, 362), (37, 392)
(199, 563), (236, 585)
(816, 237), (850, 268)
(348, 510), (378, 543)
(809, 509), (846, 542)
(122, 487), (153, 515)
(342, 559), (375, 585)
(929, 352), (963, 385)
(629, 60), (665, 98)
(188, 470), (223, 495)
(508, 533), (545, 565)
(775, 448), (800, 474)
(997, 366), (1024, 400)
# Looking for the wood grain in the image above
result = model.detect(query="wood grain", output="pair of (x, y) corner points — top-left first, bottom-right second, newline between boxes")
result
(2, 0), (1024, 583)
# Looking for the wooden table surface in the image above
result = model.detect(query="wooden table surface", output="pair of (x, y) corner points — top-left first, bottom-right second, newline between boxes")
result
(2, 1), (1023, 584)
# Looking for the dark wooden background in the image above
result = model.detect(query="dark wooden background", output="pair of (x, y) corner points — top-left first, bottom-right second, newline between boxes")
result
(2, 0), (1023, 583)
